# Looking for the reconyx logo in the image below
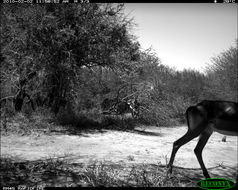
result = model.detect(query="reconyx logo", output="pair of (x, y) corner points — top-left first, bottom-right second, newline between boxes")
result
(197, 178), (235, 190)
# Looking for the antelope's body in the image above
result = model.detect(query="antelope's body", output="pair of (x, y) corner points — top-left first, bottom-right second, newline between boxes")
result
(168, 100), (238, 179)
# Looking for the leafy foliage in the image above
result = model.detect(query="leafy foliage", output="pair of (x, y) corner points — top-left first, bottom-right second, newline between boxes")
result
(204, 41), (238, 101)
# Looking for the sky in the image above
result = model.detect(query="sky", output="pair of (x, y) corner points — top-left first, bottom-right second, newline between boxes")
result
(123, 4), (237, 73)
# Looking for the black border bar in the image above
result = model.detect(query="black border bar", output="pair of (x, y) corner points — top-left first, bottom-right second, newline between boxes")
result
(1, 0), (238, 4)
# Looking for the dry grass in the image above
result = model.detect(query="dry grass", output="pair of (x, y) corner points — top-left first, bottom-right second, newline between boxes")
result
(0, 158), (196, 187)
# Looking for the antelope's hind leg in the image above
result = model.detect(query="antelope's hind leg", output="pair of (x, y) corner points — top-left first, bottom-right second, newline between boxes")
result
(194, 128), (213, 178)
(167, 106), (207, 174)
(167, 127), (205, 174)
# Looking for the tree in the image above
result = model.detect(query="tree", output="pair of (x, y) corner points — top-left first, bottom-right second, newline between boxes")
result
(204, 41), (237, 101)
(0, 4), (140, 113)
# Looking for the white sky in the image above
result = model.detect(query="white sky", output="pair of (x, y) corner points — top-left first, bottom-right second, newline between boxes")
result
(123, 3), (237, 73)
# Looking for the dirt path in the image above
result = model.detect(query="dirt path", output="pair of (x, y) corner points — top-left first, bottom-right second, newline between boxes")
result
(1, 126), (237, 179)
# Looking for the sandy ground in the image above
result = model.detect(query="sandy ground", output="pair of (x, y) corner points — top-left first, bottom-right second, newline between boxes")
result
(1, 125), (237, 179)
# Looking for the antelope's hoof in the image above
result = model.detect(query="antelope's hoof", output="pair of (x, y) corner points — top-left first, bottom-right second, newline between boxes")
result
(203, 173), (211, 179)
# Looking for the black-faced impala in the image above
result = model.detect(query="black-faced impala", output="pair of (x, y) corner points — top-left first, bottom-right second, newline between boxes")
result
(167, 100), (238, 179)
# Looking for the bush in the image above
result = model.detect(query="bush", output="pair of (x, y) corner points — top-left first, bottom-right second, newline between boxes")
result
(101, 115), (137, 130)
(137, 102), (180, 127)
(0, 108), (55, 136)
(56, 105), (101, 130)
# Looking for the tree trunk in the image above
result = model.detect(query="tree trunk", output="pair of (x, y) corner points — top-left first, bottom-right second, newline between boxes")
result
(14, 91), (25, 112)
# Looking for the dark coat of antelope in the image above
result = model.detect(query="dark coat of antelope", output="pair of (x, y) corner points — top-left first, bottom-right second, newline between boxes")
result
(168, 100), (238, 179)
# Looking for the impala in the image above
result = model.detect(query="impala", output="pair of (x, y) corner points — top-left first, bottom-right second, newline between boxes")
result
(167, 100), (238, 179)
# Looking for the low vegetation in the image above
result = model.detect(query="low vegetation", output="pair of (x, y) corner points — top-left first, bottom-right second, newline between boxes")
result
(1, 157), (197, 187)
